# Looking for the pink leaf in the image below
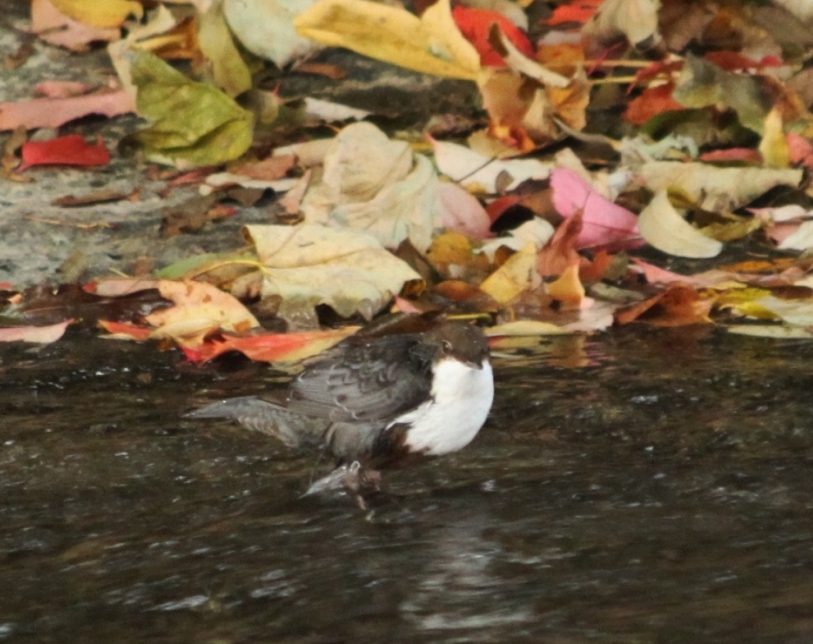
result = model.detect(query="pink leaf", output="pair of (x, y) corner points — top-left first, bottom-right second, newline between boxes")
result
(0, 90), (135, 131)
(551, 167), (638, 248)
(438, 182), (493, 240)
(0, 319), (72, 344)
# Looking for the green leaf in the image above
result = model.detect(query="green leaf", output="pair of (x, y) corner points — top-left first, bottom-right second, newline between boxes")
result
(130, 51), (253, 168)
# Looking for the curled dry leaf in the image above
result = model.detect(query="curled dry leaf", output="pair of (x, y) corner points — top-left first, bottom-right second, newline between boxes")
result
(430, 137), (552, 192)
(244, 224), (421, 319)
(581, 0), (661, 57)
(224, 0), (322, 68)
(301, 122), (442, 252)
(638, 190), (722, 259)
(636, 161), (802, 212)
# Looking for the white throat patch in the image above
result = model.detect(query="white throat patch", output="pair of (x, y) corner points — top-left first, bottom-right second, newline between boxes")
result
(393, 359), (494, 456)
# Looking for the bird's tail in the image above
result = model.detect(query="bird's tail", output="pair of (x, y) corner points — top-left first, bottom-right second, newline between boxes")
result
(185, 396), (329, 448)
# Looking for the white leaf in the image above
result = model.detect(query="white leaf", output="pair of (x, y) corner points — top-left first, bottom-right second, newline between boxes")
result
(245, 224), (420, 318)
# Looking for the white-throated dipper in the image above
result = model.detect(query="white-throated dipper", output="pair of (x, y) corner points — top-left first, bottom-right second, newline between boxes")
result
(187, 321), (493, 499)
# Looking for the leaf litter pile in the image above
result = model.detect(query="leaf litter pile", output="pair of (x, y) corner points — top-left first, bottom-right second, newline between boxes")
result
(5, 0), (813, 361)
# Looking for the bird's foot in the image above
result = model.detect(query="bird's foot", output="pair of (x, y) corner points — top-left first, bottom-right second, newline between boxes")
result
(303, 462), (382, 509)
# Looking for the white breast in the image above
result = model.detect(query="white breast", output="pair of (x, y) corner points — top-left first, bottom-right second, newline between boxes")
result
(392, 359), (494, 456)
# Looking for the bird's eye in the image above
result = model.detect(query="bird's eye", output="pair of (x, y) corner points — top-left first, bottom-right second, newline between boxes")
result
(442, 339), (452, 351)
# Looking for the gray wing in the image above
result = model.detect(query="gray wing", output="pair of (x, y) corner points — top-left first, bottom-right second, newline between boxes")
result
(185, 396), (330, 448)
(287, 333), (436, 423)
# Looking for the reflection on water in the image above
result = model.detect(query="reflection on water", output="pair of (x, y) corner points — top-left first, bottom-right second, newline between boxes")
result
(2, 328), (813, 641)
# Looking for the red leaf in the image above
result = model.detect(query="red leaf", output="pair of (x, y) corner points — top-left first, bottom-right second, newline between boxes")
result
(452, 5), (534, 67)
(624, 84), (684, 125)
(21, 134), (110, 168)
(98, 320), (153, 341)
(704, 51), (782, 71)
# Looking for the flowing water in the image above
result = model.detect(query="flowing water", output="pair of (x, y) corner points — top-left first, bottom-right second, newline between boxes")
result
(2, 326), (813, 642)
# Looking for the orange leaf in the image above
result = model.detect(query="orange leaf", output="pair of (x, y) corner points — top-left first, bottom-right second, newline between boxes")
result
(624, 84), (684, 125)
(545, 262), (584, 304)
(543, 0), (601, 26)
(615, 283), (713, 326)
(98, 320), (153, 340)
(182, 328), (358, 364)
(538, 210), (582, 277)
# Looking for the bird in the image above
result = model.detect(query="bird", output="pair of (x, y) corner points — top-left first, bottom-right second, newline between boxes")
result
(186, 321), (493, 502)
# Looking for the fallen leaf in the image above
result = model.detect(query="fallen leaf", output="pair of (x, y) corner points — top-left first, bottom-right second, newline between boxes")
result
(624, 84), (684, 125)
(438, 182), (492, 240)
(638, 190), (722, 258)
(94, 278), (259, 347)
(300, 122), (442, 252)
(98, 320), (153, 341)
(224, 0), (322, 67)
(545, 262), (585, 304)
(0, 319), (73, 344)
(480, 218), (555, 259)
(198, 0), (252, 97)
(21, 135), (110, 168)
(636, 161), (802, 211)
(551, 168), (639, 248)
(543, 0), (601, 26)
(486, 320), (570, 335)
(233, 155), (297, 180)
(294, 0), (480, 80)
(31, 0), (121, 50)
(430, 137), (552, 192)
(581, 0), (661, 57)
(48, 0), (142, 28)
(480, 243), (539, 303)
(778, 221), (813, 251)
(182, 327), (358, 363)
(303, 97), (370, 122)
(452, 5), (535, 67)
(35, 81), (93, 98)
(758, 107), (790, 168)
(616, 283), (713, 326)
(727, 324), (813, 339)
(0, 89), (135, 131)
(245, 223), (421, 319)
(487, 25), (569, 87)
(537, 210), (583, 277)
(129, 51), (253, 168)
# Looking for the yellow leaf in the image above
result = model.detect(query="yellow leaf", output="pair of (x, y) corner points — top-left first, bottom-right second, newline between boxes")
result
(294, 0), (480, 80)
(50, 0), (142, 28)
(545, 263), (584, 304)
(197, 0), (252, 97)
(480, 243), (539, 303)
(759, 108), (790, 169)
